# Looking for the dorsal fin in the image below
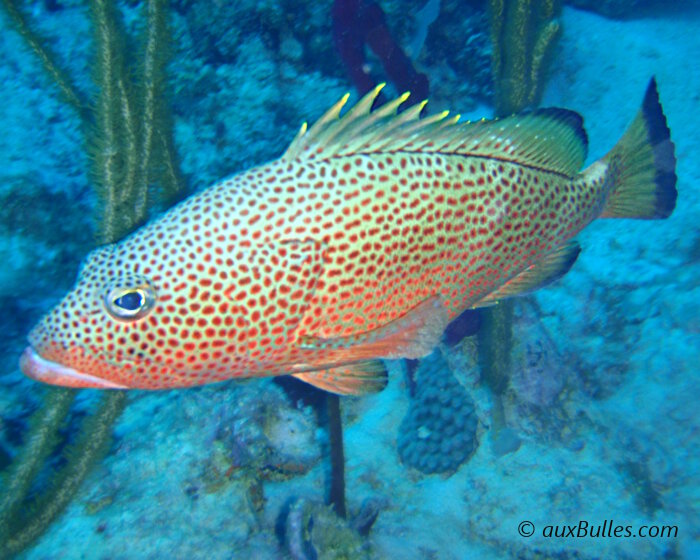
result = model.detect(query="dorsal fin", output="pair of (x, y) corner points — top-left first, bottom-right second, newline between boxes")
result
(282, 87), (588, 178)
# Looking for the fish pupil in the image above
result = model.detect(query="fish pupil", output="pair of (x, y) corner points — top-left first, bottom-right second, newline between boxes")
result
(114, 291), (143, 311)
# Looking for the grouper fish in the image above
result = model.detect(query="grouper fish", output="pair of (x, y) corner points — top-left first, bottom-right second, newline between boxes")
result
(20, 79), (677, 395)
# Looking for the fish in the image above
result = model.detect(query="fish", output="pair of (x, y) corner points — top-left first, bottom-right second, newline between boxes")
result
(20, 78), (677, 395)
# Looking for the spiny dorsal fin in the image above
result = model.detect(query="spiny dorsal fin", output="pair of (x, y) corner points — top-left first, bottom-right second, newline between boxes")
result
(472, 242), (581, 308)
(283, 88), (588, 177)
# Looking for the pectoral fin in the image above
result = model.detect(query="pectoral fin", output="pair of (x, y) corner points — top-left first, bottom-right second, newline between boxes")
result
(299, 295), (449, 361)
(291, 360), (388, 396)
(473, 242), (581, 307)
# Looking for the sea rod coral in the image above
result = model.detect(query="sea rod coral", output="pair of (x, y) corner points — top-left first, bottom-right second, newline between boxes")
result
(0, 0), (183, 556)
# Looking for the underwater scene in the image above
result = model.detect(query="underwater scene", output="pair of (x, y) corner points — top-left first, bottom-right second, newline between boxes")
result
(0, 0), (698, 558)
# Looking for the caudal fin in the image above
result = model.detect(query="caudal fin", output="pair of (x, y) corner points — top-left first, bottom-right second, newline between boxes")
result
(600, 77), (677, 219)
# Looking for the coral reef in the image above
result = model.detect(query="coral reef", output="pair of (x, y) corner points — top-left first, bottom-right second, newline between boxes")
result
(510, 338), (565, 407)
(206, 382), (320, 483)
(397, 350), (479, 475)
(331, 0), (492, 109)
(0, 179), (93, 300)
(0, 0), (88, 120)
(0, 390), (125, 557)
(509, 297), (600, 421)
(410, 0), (492, 108)
(283, 498), (369, 560)
(0, 180), (93, 381)
(405, 0), (441, 60)
(501, 300), (587, 449)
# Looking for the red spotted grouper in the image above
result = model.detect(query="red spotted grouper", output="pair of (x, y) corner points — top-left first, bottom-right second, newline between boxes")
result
(20, 79), (677, 394)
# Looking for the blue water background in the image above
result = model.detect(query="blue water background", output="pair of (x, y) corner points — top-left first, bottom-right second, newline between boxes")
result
(0, 1), (698, 558)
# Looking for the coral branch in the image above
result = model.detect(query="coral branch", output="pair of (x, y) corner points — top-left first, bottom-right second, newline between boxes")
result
(90, 0), (147, 242)
(0, 0), (184, 556)
(529, 19), (561, 106)
(0, 392), (127, 558)
(481, 0), (562, 457)
(488, 0), (562, 115)
(141, 0), (184, 209)
(326, 394), (347, 519)
(332, 0), (429, 107)
(0, 389), (75, 547)
(0, 0), (90, 122)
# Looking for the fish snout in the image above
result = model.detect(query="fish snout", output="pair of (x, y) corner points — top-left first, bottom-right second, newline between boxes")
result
(19, 346), (128, 389)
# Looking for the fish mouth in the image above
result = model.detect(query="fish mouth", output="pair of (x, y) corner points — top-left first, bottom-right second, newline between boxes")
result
(20, 347), (129, 389)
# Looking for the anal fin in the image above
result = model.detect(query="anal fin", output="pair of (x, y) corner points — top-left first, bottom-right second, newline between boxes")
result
(291, 360), (388, 396)
(473, 242), (581, 307)
(299, 295), (449, 361)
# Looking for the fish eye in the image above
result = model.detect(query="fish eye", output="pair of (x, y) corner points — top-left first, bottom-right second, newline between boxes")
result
(105, 284), (156, 321)
(115, 291), (144, 311)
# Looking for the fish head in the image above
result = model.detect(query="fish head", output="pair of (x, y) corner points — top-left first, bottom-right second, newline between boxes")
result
(20, 203), (326, 389)
(21, 227), (259, 389)
(20, 243), (168, 389)
(21, 231), (240, 389)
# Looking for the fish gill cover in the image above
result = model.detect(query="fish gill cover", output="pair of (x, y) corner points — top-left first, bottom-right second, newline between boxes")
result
(0, 1), (698, 559)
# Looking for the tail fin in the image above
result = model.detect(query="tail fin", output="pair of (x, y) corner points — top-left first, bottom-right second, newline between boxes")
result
(600, 77), (677, 219)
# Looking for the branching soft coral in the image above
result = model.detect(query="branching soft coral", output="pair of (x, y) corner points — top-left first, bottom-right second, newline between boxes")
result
(332, 0), (429, 108)
(0, 1), (183, 556)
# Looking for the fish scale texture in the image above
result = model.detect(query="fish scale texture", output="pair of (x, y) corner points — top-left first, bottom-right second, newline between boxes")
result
(25, 100), (603, 390)
(397, 350), (478, 474)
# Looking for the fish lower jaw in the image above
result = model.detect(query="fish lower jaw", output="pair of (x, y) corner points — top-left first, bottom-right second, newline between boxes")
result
(19, 347), (128, 389)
